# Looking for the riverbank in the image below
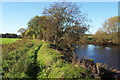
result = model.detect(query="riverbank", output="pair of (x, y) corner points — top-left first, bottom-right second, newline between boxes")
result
(76, 44), (120, 69)
(2, 39), (120, 79)
(2, 40), (92, 79)
(92, 43), (120, 48)
(87, 39), (120, 48)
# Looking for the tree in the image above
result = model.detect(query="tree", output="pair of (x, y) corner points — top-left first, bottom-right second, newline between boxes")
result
(0, 33), (20, 38)
(17, 28), (26, 38)
(95, 16), (120, 44)
(27, 16), (55, 40)
(24, 29), (36, 39)
(27, 16), (40, 39)
(18, 2), (90, 50)
(43, 2), (89, 48)
(94, 28), (109, 44)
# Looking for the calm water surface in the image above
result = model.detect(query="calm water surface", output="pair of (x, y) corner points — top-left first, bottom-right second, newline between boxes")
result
(76, 45), (120, 69)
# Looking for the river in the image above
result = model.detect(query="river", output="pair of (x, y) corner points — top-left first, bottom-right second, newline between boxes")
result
(76, 44), (120, 70)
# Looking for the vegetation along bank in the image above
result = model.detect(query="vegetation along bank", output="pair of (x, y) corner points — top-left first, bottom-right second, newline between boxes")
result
(1, 39), (120, 79)
(1, 2), (120, 80)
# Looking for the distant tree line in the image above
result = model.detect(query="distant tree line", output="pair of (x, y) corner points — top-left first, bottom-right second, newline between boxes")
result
(0, 33), (21, 38)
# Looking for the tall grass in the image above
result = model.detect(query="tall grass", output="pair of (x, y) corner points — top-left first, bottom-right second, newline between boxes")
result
(2, 40), (92, 79)
(37, 42), (90, 78)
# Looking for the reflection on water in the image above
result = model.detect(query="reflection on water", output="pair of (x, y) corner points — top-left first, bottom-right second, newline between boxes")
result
(76, 45), (120, 69)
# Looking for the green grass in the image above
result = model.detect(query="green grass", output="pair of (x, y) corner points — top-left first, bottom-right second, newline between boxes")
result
(0, 38), (22, 44)
(37, 41), (90, 78)
(2, 40), (92, 78)
(87, 35), (95, 40)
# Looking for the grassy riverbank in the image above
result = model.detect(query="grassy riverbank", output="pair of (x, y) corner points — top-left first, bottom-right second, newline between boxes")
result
(37, 42), (90, 78)
(2, 39), (92, 79)
(1, 39), (120, 79)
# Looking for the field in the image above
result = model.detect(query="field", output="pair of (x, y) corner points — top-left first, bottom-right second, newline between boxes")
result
(0, 38), (22, 44)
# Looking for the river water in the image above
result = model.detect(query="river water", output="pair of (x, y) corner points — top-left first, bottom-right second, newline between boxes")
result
(76, 45), (120, 70)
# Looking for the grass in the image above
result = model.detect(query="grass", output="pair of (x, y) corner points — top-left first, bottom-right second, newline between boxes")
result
(0, 38), (22, 44)
(87, 35), (95, 40)
(2, 39), (35, 78)
(37, 41), (90, 78)
(2, 40), (92, 78)
(2, 39), (116, 79)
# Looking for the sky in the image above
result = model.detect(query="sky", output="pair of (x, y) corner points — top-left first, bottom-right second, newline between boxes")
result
(1, 0), (119, 2)
(1, 2), (118, 34)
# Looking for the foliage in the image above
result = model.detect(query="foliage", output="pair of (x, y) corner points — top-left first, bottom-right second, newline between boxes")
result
(94, 16), (120, 45)
(42, 2), (89, 45)
(37, 42), (91, 78)
(0, 33), (21, 38)
(26, 16), (55, 40)
(17, 28), (26, 38)
(2, 40), (35, 78)
(2, 40), (92, 78)
(3, 40), (117, 79)
(7, 43), (42, 78)
(18, 2), (90, 50)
